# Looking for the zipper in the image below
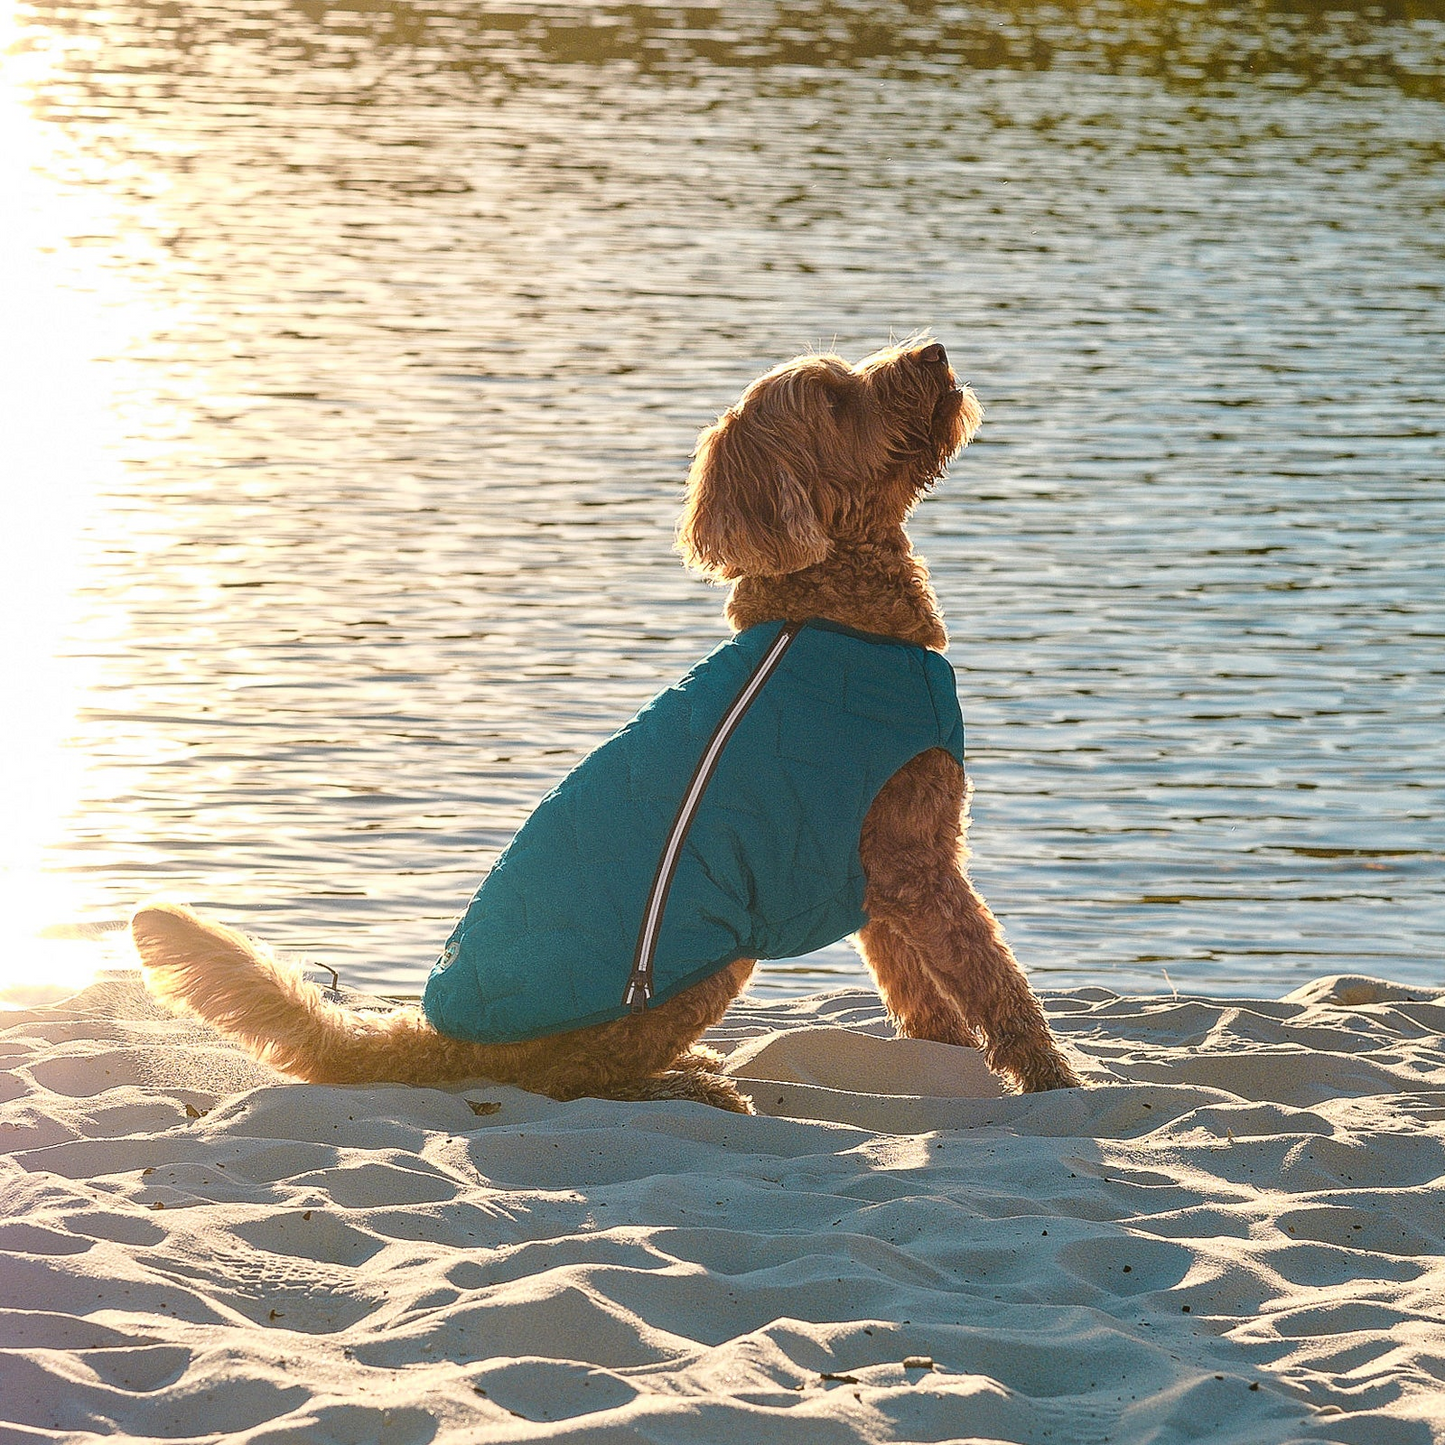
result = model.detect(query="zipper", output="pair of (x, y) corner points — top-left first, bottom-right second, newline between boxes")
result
(623, 622), (802, 1012)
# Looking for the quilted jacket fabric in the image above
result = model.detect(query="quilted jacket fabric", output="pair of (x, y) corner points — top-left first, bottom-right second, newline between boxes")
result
(422, 618), (965, 1044)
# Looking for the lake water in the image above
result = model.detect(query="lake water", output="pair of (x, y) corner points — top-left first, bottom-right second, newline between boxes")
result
(3, 0), (1442, 1006)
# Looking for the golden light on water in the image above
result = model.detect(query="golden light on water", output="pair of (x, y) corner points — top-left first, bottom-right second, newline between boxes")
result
(0, 19), (161, 1004)
(0, 0), (1434, 1012)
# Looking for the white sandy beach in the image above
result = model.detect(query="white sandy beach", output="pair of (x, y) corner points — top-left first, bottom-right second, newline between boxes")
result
(2, 971), (1443, 1444)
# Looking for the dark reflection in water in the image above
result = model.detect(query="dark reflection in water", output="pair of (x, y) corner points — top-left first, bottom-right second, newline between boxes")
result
(26, 0), (1445, 100)
(13, 0), (1445, 998)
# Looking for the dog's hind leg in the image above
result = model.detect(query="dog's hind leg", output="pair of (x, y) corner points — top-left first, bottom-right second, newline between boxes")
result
(595, 1049), (755, 1114)
(860, 750), (1081, 1093)
(515, 959), (756, 1111)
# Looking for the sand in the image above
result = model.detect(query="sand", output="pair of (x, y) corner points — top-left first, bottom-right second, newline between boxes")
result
(2, 972), (1443, 1444)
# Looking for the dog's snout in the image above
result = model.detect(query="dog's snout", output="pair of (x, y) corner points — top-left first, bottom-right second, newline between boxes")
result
(918, 343), (948, 367)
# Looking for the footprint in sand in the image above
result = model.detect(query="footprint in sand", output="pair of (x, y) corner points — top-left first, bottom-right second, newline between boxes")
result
(151, 1244), (379, 1335)
(1275, 1203), (1440, 1256)
(0, 1222), (92, 1255)
(468, 1358), (638, 1423)
(252, 1403), (437, 1445)
(0, 1350), (306, 1437)
(231, 1212), (385, 1268)
(1054, 1234), (1193, 1297)
(29, 1050), (150, 1097)
(308, 1159), (459, 1209)
(80, 1343), (192, 1393)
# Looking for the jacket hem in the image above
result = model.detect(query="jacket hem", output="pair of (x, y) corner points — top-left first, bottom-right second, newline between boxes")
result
(431, 954), (755, 1046)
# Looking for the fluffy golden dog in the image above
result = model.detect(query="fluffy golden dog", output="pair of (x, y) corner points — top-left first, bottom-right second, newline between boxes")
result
(132, 339), (1082, 1110)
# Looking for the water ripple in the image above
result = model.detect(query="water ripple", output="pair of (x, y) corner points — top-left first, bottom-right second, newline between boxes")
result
(6, 0), (1442, 1000)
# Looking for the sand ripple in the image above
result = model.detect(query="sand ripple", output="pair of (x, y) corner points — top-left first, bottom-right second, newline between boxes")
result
(3, 974), (1443, 1442)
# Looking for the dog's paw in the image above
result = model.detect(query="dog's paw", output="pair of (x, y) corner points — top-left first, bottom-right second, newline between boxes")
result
(704, 1078), (757, 1114)
(1019, 1061), (1085, 1093)
(991, 1038), (1085, 1093)
(598, 1070), (756, 1113)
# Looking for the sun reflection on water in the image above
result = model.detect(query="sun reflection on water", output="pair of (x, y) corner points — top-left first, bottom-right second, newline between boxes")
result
(0, 1), (1439, 1002)
(0, 21), (161, 1005)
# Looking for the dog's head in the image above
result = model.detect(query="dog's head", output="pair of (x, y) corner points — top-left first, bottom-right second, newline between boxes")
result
(678, 339), (982, 581)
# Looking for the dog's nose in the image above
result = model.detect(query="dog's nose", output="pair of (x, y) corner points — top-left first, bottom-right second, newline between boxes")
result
(918, 343), (948, 366)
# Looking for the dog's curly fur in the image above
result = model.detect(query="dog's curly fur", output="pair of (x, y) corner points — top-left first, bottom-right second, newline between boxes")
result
(132, 337), (1082, 1111)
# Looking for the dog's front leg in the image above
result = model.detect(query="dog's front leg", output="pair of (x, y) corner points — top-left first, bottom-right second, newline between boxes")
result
(859, 749), (1082, 1093)
(854, 917), (982, 1048)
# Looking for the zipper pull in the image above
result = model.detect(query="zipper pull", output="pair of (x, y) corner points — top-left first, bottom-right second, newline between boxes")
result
(623, 974), (652, 1012)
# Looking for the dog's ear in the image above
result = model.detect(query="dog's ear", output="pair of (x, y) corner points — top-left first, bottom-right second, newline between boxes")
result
(677, 408), (831, 581)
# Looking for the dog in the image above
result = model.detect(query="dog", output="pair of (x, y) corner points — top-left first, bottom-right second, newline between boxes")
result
(132, 338), (1083, 1112)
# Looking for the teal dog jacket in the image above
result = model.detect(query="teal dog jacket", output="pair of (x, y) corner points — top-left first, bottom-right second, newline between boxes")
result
(423, 618), (965, 1044)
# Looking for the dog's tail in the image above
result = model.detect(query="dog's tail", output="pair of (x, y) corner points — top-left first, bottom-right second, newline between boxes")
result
(130, 903), (511, 1085)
